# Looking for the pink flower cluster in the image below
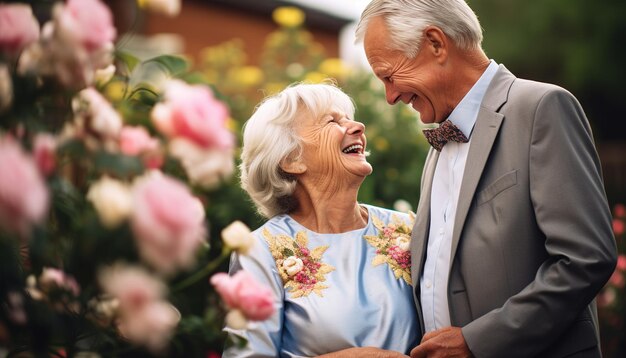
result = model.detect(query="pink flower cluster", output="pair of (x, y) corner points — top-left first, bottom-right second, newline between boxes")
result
(385, 246), (411, 269)
(210, 271), (275, 322)
(16, 0), (116, 89)
(292, 248), (322, 288)
(0, 136), (49, 237)
(132, 171), (206, 275)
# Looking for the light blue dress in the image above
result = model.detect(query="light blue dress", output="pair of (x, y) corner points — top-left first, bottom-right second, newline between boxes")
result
(222, 204), (421, 357)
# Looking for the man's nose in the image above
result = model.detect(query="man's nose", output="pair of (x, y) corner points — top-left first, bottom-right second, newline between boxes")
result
(384, 83), (400, 105)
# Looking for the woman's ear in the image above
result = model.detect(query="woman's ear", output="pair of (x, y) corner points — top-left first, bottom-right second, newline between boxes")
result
(280, 158), (307, 175)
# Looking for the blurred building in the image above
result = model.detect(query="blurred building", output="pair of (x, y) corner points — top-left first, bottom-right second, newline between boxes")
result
(110, 0), (368, 67)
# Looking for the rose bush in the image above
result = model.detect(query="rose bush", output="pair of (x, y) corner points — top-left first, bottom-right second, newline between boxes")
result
(0, 1), (273, 356)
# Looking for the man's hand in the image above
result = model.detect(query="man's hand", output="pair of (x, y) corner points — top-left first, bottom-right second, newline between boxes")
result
(410, 327), (472, 358)
(318, 347), (409, 358)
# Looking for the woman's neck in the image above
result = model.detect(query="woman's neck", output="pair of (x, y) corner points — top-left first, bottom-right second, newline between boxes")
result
(289, 184), (368, 234)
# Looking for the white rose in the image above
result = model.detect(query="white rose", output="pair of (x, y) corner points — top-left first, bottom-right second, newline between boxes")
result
(74, 88), (122, 138)
(395, 234), (410, 252)
(225, 308), (248, 330)
(169, 138), (234, 189)
(94, 64), (116, 86)
(221, 220), (255, 254)
(87, 176), (132, 228)
(393, 199), (413, 213)
(282, 256), (304, 276)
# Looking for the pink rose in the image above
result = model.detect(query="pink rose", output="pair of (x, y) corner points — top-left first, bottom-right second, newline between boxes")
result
(117, 300), (180, 353)
(0, 4), (40, 54)
(0, 136), (49, 237)
(119, 126), (159, 156)
(608, 271), (624, 288)
(211, 271), (275, 321)
(39, 267), (80, 296)
(98, 263), (179, 353)
(56, 0), (116, 52)
(33, 133), (57, 176)
(152, 80), (234, 150)
(613, 219), (624, 236)
(131, 171), (206, 274)
(617, 255), (626, 272)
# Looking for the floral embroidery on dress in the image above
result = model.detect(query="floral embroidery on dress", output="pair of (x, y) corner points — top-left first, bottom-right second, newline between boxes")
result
(364, 213), (415, 285)
(263, 228), (335, 298)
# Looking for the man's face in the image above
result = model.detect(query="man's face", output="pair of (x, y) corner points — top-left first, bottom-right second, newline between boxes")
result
(363, 17), (451, 124)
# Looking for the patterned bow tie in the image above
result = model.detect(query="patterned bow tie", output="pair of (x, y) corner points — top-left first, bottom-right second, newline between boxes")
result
(422, 120), (469, 151)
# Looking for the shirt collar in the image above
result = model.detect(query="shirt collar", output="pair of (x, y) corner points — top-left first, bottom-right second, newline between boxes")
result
(447, 60), (499, 138)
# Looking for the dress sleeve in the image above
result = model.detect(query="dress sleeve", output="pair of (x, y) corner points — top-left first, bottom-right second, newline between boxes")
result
(221, 232), (286, 358)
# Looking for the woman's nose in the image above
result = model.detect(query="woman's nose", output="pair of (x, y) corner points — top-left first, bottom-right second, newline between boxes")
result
(346, 120), (365, 135)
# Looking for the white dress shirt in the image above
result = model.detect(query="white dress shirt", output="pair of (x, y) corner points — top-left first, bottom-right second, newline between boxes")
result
(420, 60), (499, 332)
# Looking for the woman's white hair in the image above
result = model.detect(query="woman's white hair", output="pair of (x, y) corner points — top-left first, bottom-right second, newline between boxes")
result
(240, 82), (355, 218)
(355, 0), (483, 58)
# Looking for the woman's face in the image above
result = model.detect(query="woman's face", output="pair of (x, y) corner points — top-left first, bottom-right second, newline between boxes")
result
(293, 108), (372, 186)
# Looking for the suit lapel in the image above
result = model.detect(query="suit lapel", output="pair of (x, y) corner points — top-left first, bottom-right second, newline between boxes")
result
(449, 65), (515, 265)
(411, 149), (439, 286)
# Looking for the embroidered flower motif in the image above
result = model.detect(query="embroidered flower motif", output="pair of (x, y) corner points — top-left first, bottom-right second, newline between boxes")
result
(364, 213), (415, 284)
(263, 228), (335, 298)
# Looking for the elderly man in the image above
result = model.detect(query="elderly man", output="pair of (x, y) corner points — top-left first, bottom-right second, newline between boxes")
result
(354, 1), (617, 357)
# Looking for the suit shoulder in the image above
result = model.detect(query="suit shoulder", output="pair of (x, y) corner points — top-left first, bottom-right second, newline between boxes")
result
(509, 78), (576, 104)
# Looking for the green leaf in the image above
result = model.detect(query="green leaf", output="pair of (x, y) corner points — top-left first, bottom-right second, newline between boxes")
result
(115, 51), (141, 75)
(94, 151), (144, 178)
(144, 54), (189, 76)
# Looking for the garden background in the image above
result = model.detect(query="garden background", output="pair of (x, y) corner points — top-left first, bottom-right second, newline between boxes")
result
(1, 0), (625, 357)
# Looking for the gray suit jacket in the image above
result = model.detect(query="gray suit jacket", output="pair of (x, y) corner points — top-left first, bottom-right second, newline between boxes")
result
(410, 65), (617, 358)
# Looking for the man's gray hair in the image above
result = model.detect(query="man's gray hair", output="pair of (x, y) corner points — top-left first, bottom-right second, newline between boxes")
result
(355, 0), (483, 58)
(239, 82), (355, 218)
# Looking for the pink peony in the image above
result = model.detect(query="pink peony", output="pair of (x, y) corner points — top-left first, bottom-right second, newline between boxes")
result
(0, 136), (49, 237)
(0, 4), (40, 54)
(98, 263), (179, 353)
(33, 133), (57, 176)
(131, 171), (206, 274)
(211, 271), (275, 321)
(617, 255), (626, 272)
(613, 219), (624, 236)
(152, 80), (234, 150)
(117, 300), (180, 353)
(608, 271), (625, 288)
(119, 126), (159, 156)
(98, 263), (166, 314)
(56, 0), (116, 53)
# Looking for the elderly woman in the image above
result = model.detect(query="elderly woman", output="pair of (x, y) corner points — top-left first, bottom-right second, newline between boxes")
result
(223, 83), (419, 357)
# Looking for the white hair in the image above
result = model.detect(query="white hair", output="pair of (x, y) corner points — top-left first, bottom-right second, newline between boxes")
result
(355, 0), (483, 58)
(239, 82), (355, 218)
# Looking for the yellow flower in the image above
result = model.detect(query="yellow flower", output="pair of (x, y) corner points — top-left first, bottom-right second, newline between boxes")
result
(272, 6), (305, 28)
(264, 82), (288, 95)
(319, 58), (350, 81)
(303, 72), (328, 84)
(227, 66), (264, 88)
(103, 80), (126, 102)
